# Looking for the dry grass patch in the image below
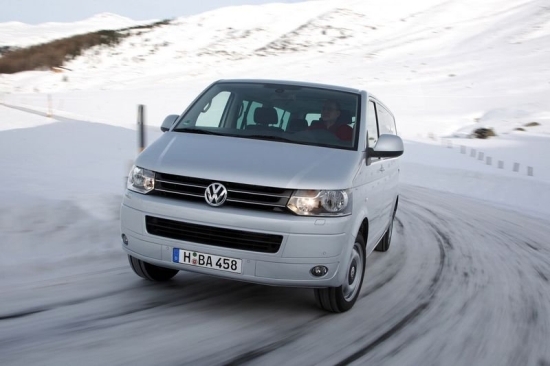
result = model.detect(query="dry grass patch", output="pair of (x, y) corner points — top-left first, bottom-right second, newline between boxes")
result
(0, 19), (172, 74)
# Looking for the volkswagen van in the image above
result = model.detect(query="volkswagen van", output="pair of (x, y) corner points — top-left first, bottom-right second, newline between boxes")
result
(120, 79), (403, 312)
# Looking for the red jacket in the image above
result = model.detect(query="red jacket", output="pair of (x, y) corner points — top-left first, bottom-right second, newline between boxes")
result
(308, 121), (353, 141)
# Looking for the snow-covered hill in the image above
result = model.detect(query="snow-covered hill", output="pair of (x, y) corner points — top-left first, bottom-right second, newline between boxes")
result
(0, 0), (548, 139)
(1, 4), (550, 363)
(0, 12), (156, 49)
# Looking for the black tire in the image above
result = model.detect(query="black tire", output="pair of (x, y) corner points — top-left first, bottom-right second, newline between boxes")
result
(314, 234), (366, 313)
(128, 255), (179, 281)
(375, 205), (397, 252)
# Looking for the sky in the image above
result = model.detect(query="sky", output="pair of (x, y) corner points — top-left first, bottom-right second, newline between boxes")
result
(0, 0), (308, 24)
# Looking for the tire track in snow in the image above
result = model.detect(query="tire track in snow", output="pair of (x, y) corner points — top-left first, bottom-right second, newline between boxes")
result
(216, 195), (448, 366)
(2, 186), (550, 366)
(334, 198), (448, 365)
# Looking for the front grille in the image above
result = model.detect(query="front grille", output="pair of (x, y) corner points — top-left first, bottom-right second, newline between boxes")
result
(146, 216), (283, 253)
(152, 172), (292, 212)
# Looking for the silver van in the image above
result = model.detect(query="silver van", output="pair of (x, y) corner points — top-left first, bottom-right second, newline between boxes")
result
(121, 79), (403, 312)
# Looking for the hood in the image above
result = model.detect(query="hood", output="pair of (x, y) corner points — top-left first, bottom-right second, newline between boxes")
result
(135, 132), (361, 190)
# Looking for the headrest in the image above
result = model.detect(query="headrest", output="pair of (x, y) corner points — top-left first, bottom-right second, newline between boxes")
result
(254, 107), (278, 125)
(286, 118), (308, 132)
(309, 120), (325, 129)
(337, 109), (353, 125)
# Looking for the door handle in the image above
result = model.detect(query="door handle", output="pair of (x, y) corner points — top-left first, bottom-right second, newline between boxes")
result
(379, 166), (385, 172)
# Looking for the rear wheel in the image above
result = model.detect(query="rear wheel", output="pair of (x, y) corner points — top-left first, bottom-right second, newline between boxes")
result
(128, 255), (179, 281)
(314, 234), (366, 313)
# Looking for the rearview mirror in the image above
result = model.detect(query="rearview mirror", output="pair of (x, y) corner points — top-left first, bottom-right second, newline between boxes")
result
(160, 115), (179, 132)
(368, 134), (404, 158)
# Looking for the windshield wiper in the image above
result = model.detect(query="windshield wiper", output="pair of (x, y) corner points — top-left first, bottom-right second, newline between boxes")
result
(172, 128), (224, 136)
(244, 135), (296, 143)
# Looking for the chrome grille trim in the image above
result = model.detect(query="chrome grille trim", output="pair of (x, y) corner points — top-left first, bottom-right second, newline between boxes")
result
(227, 189), (288, 199)
(154, 188), (204, 198)
(152, 172), (292, 212)
(156, 179), (207, 189)
(226, 198), (287, 208)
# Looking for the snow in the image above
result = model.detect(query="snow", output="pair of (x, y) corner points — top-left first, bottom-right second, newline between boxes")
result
(0, 0), (547, 268)
(0, 0), (547, 259)
(0, 13), (155, 48)
(0, 1), (550, 364)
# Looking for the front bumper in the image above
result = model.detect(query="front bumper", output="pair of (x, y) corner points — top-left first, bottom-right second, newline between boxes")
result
(120, 190), (354, 287)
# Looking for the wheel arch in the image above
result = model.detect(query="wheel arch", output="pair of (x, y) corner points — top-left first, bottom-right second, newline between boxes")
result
(358, 217), (369, 247)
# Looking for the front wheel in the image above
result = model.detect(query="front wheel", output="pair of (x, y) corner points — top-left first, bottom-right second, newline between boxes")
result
(128, 255), (179, 281)
(314, 234), (366, 313)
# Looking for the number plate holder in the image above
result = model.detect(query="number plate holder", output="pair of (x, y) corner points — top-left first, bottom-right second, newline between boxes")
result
(173, 248), (242, 274)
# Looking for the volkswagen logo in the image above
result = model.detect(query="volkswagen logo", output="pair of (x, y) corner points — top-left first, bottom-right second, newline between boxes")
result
(204, 183), (228, 207)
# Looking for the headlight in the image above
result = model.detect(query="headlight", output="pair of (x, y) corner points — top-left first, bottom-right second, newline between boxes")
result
(287, 189), (351, 216)
(127, 165), (155, 194)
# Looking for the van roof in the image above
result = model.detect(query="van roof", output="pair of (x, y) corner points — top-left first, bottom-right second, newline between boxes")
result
(216, 78), (365, 95)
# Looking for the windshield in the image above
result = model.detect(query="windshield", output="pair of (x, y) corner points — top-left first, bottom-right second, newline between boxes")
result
(173, 82), (361, 150)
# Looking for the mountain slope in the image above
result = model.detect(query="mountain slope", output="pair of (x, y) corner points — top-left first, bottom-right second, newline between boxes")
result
(0, 0), (548, 137)
(0, 13), (156, 48)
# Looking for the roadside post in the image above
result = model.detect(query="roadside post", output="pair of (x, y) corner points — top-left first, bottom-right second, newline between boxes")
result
(138, 104), (146, 152)
(125, 104), (147, 190)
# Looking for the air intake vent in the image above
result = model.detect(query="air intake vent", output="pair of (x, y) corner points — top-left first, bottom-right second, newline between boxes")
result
(146, 216), (283, 254)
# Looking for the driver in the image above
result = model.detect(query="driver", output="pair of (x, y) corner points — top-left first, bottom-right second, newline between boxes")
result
(309, 100), (353, 141)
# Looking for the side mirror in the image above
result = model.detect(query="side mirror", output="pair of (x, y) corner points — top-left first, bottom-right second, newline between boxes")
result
(160, 115), (180, 132)
(368, 134), (404, 158)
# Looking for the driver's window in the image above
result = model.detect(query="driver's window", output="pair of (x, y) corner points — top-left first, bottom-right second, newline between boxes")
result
(196, 91), (231, 127)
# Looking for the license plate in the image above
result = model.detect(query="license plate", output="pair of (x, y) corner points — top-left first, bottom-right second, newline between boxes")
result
(173, 248), (242, 274)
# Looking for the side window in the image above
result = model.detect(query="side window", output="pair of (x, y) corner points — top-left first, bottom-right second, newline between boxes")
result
(305, 113), (320, 124)
(245, 101), (263, 126)
(377, 105), (397, 135)
(367, 101), (378, 148)
(236, 100), (250, 129)
(274, 107), (289, 128)
(196, 91), (231, 127)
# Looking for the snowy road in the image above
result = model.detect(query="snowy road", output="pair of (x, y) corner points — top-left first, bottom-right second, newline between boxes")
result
(1, 186), (549, 366)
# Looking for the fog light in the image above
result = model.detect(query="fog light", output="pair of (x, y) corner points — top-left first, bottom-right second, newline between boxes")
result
(121, 234), (128, 245)
(311, 266), (328, 277)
